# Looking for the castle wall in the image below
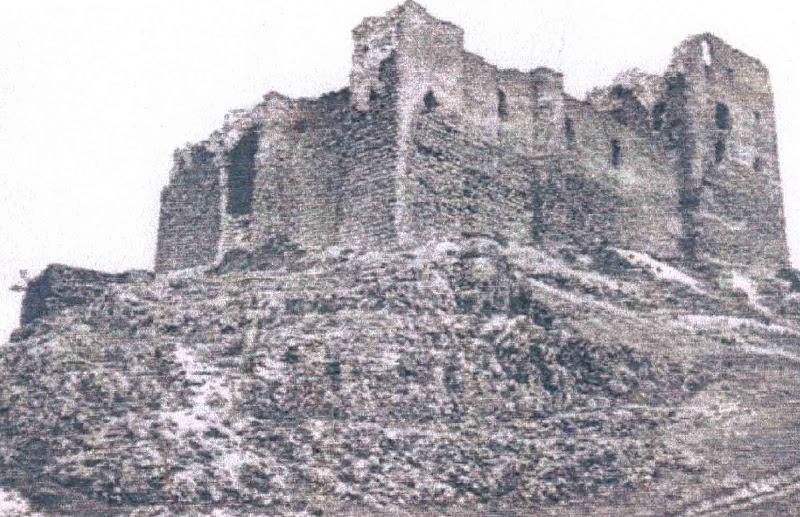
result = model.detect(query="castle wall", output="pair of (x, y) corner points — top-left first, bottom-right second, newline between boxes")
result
(251, 95), (344, 251)
(292, 94), (348, 250)
(248, 94), (300, 251)
(404, 111), (469, 243)
(539, 99), (681, 258)
(393, 3), (465, 119)
(457, 59), (566, 158)
(667, 34), (788, 270)
(155, 145), (223, 272)
(339, 56), (402, 248)
(494, 70), (538, 155)
(530, 68), (568, 157)
(250, 85), (401, 252)
(18, 265), (152, 327)
(460, 52), (500, 142)
(405, 111), (539, 245)
(154, 2), (787, 275)
(349, 2), (467, 246)
(157, 52), (403, 271)
(216, 124), (261, 257)
(393, 3), (465, 243)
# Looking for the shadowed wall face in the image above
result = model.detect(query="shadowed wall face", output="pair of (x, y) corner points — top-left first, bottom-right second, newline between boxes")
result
(225, 129), (259, 216)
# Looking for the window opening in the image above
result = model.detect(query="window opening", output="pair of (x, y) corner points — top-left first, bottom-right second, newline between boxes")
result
(226, 130), (259, 215)
(564, 117), (575, 145)
(497, 89), (508, 120)
(423, 90), (438, 112)
(714, 140), (726, 164)
(715, 103), (731, 130)
(611, 140), (622, 168)
(652, 102), (667, 131)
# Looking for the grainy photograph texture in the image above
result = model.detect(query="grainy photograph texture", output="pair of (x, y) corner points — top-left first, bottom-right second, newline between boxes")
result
(2, 1), (800, 516)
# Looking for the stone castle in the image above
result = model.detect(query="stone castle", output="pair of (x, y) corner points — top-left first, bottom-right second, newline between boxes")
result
(155, 1), (788, 273)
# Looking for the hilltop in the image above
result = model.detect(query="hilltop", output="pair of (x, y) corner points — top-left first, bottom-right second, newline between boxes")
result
(2, 2), (798, 516)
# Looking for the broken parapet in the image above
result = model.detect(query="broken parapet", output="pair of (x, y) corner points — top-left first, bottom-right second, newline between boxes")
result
(16, 265), (153, 329)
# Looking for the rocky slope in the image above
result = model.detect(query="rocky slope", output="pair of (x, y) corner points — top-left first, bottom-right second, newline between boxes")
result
(2, 238), (800, 516)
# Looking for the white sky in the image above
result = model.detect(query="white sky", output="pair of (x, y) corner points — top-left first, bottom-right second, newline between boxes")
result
(1, 0), (798, 341)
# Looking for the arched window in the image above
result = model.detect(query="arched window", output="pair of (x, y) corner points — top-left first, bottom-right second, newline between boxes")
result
(610, 139), (622, 168)
(652, 102), (667, 131)
(497, 89), (508, 120)
(715, 103), (731, 130)
(423, 90), (438, 112)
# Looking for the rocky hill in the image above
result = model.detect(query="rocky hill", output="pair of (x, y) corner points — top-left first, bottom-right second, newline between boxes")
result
(3, 238), (800, 516)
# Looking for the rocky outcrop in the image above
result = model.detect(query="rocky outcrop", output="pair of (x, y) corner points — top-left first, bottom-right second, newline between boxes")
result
(4, 239), (799, 516)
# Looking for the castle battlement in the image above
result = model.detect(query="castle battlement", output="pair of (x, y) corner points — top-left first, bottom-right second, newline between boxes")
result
(155, 1), (788, 273)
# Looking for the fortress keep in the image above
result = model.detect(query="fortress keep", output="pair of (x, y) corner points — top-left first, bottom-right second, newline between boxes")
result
(155, 1), (788, 273)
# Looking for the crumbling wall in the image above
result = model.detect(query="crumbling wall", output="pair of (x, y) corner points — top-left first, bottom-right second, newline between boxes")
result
(289, 94), (348, 250)
(406, 109), (540, 245)
(586, 85), (651, 130)
(392, 2), (465, 119)
(349, 2), (467, 246)
(18, 265), (152, 327)
(460, 52), (500, 141)
(339, 55), (402, 248)
(494, 70), (538, 155)
(666, 34), (789, 270)
(542, 98), (681, 258)
(216, 122), (262, 257)
(405, 111), (471, 243)
(248, 94), (306, 251)
(155, 145), (222, 272)
(153, 2), (787, 275)
(530, 68), (568, 157)
(251, 94), (345, 251)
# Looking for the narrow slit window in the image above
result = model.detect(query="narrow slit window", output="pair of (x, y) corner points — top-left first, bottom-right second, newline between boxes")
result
(610, 139), (622, 168)
(652, 102), (667, 131)
(423, 90), (438, 112)
(754, 156), (764, 172)
(714, 140), (726, 164)
(564, 117), (575, 145)
(497, 89), (508, 120)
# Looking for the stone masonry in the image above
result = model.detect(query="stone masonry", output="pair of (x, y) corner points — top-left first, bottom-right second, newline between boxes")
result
(155, 1), (789, 274)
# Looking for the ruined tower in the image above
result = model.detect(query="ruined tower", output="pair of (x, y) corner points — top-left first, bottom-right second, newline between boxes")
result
(154, 2), (788, 275)
(661, 34), (788, 270)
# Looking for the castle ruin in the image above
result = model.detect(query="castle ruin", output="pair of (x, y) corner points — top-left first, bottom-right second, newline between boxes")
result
(155, 1), (788, 273)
